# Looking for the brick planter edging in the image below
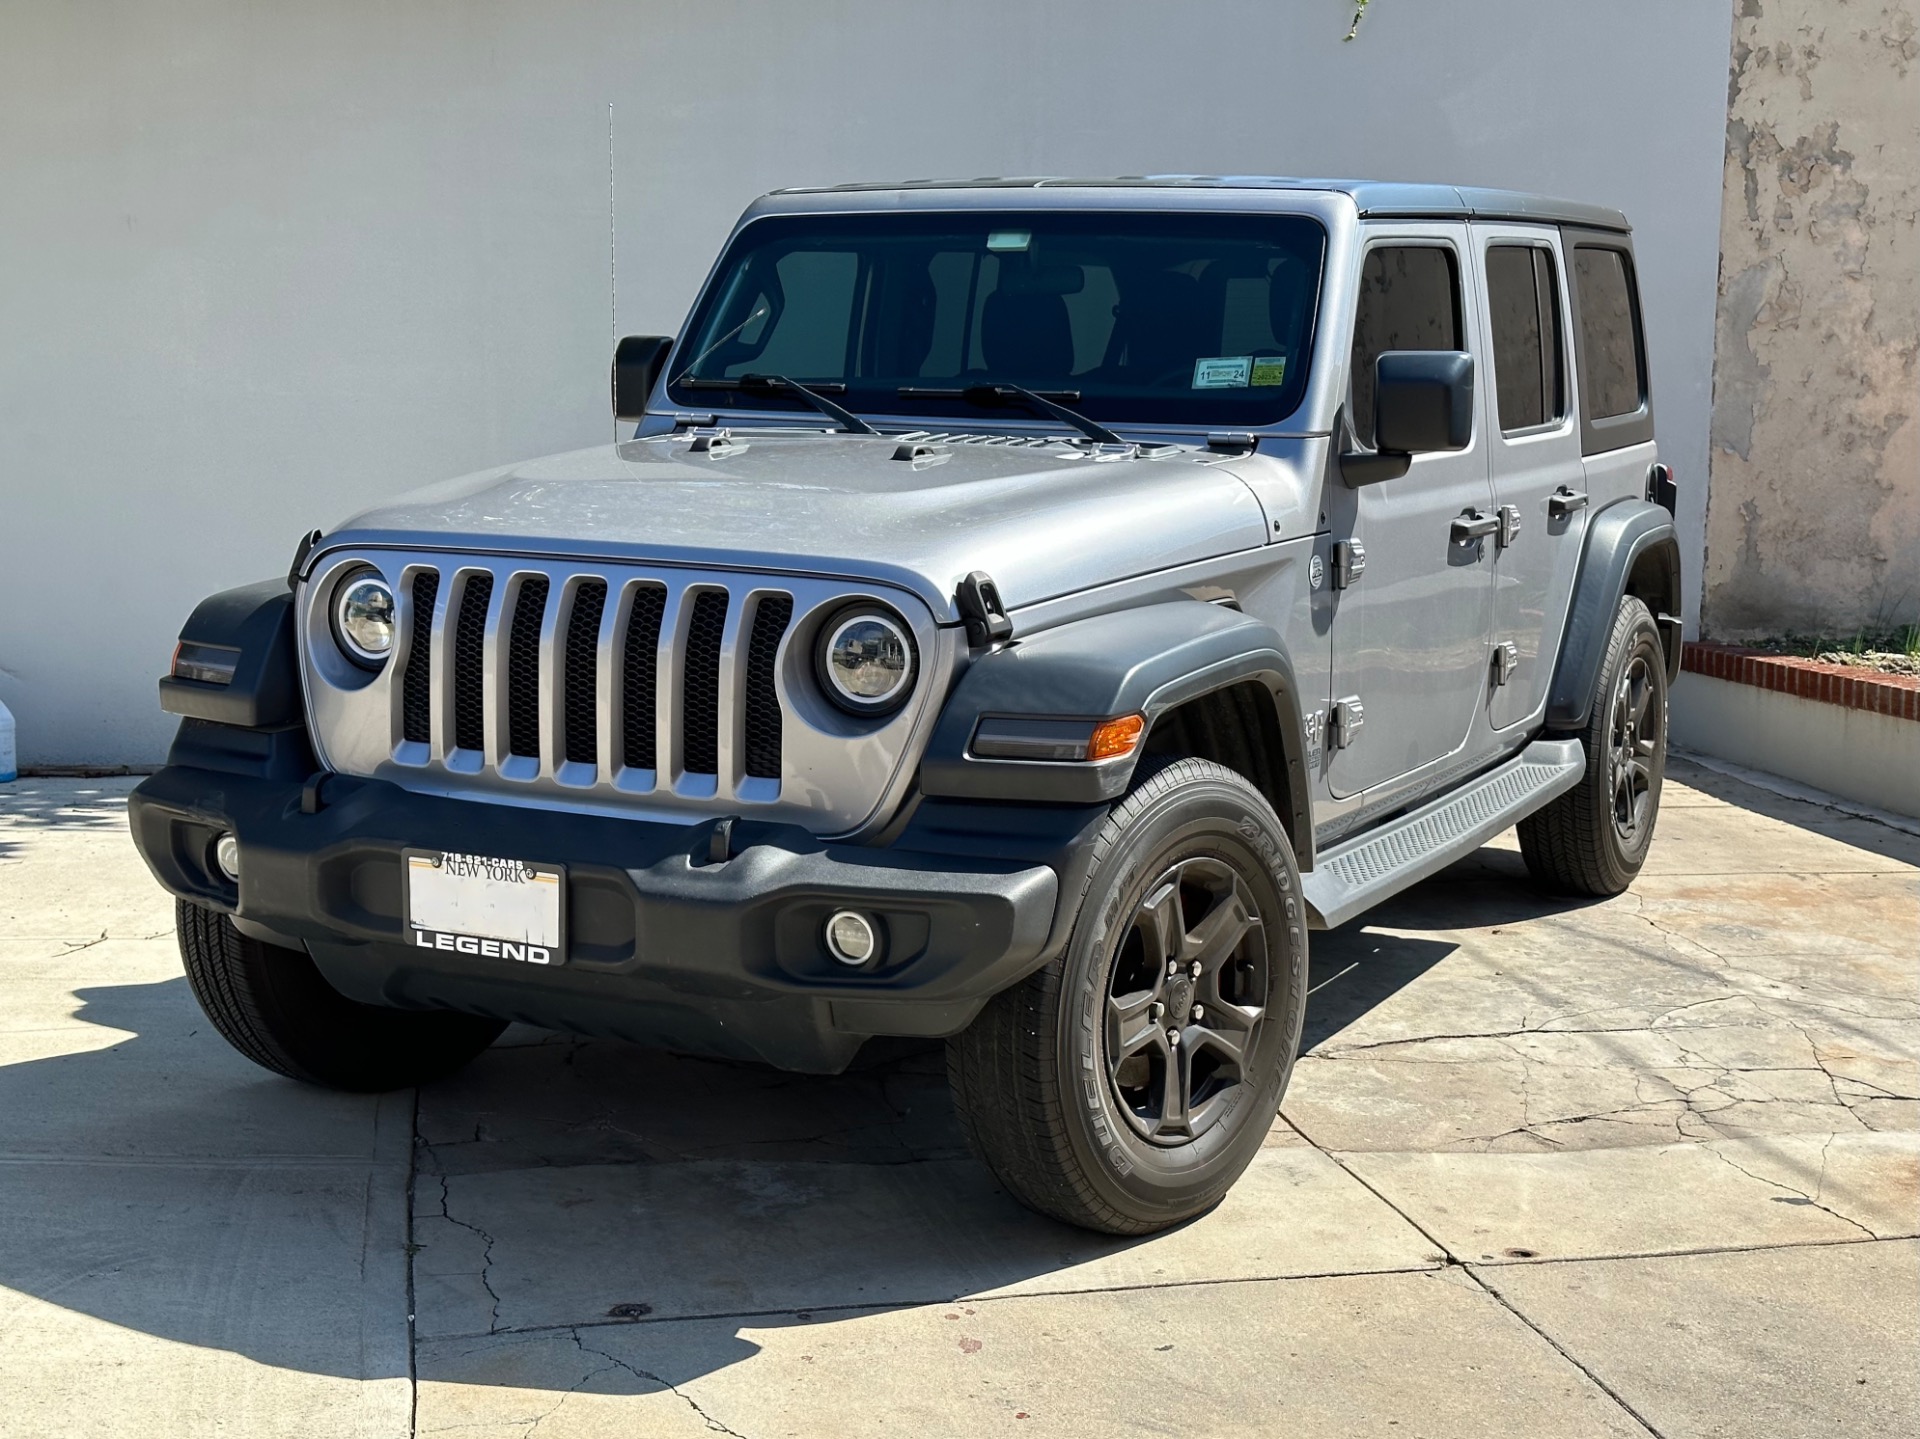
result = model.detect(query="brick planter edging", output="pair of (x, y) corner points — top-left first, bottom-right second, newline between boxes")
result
(1682, 642), (1920, 723)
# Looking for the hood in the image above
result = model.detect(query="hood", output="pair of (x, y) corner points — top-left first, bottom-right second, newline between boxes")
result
(323, 432), (1275, 619)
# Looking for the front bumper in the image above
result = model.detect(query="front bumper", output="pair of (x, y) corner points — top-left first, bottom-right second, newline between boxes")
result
(128, 765), (1066, 1073)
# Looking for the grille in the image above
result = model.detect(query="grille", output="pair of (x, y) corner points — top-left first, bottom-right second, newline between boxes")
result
(563, 580), (607, 765)
(744, 595), (793, 779)
(451, 574), (492, 752)
(374, 562), (805, 804)
(681, 591), (730, 776)
(401, 572), (438, 745)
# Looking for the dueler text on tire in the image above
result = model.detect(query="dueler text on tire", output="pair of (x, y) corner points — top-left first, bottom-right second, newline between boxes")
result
(1519, 595), (1669, 896)
(176, 899), (506, 1091)
(946, 757), (1308, 1235)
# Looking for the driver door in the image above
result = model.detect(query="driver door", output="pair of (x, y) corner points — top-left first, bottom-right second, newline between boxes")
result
(1325, 226), (1498, 803)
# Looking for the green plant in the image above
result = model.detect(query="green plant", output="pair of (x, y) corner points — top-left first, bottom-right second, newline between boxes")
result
(1344, 0), (1373, 41)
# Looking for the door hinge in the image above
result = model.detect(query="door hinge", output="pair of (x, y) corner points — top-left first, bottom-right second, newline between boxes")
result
(1330, 697), (1365, 750)
(1497, 504), (1523, 549)
(1332, 538), (1367, 589)
(1491, 641), (1519, 687)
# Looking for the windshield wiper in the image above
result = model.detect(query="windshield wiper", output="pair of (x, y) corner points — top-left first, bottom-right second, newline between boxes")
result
(678, 373), (877, 435)
(898, 383), (1123, 446)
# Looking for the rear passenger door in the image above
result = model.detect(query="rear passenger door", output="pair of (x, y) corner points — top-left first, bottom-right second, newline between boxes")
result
(1470, 226), (1585, 731)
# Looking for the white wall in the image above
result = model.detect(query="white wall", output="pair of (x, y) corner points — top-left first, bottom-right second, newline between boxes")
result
(0, 0), (1733, 766)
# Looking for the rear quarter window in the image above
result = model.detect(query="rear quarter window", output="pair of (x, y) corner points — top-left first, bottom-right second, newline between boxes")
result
(1572, 247), (1645, 420)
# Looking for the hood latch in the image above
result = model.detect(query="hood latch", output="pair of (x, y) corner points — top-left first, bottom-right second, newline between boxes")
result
(956, 571), (1014, 650)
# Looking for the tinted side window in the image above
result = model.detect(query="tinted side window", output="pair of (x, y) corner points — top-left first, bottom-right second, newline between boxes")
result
(1486, 245), (1564, 431)
(1351, 246), (1461, 447)
(1573, 247), (1644, 419)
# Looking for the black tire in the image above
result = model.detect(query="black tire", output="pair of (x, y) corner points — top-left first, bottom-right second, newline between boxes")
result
(1518, 595), (1669, 896)
(947, 758), (1308, 1235)
(176, 899), (506, 1091)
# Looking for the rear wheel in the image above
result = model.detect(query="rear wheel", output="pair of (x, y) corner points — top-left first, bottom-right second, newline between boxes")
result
(176, 899), (506, 1091)
(947, 758), (1308, 1234)
(1519, 595), (1669, 896)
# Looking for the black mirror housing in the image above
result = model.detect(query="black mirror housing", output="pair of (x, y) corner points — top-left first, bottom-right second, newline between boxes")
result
(612, 335), (673, 421)
(1341, 350), (1474, 487)
(1374, 350), (1474, 453)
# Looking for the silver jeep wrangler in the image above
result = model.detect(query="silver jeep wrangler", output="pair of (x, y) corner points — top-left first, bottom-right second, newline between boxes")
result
(131, 178), (1681, 1234)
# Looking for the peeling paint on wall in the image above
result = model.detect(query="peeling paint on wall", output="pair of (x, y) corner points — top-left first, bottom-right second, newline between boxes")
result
(1706, 0), (1920, 638)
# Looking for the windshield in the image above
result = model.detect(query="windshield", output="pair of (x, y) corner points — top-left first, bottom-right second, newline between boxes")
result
(669, 210), (1326, 427)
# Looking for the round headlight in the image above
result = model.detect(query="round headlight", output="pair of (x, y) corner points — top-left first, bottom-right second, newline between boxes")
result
(332, 570), (396, 667)
(818, 606), (915, 715)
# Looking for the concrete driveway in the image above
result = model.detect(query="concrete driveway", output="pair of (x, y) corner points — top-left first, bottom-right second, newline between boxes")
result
(1, 757), (1914, 1437)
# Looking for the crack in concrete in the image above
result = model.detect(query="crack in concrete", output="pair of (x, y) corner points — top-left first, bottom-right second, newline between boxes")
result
(567, 1329), (750, 1438)
(1698, 1137), (1878, 1240)
(436, 1173), (504, 1334)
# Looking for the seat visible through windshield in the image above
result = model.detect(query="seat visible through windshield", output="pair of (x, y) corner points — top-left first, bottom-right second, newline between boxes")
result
(669, 210), (1326, 428)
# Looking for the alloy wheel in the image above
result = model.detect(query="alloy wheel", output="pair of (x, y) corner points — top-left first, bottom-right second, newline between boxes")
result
(1104, 856), (1268, 1145)
(1608, 652), (1661, 845)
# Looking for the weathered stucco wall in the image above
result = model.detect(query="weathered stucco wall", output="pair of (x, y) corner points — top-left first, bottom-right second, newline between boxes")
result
(1707, 0), (1920, 639)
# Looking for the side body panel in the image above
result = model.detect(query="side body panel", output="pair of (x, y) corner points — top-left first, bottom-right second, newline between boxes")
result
(1322, 221), (1499, 806)
(1563, 224), (1659, 589)
(1467, 222), (1590, 733)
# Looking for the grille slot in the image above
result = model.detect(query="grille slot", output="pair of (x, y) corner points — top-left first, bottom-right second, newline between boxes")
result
(505, 577), (549, 758)
(401, 571), (439, 745)
(681, 591), (730, 776)
(452, 574), (492, 752)
(563, 580), (607, 766)
(744, 596), (793, 780)
(620, 585), (667, 772)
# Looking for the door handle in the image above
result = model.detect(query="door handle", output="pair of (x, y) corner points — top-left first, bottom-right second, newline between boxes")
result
(1451, 511), (1499, 545)
(1549, 487), (1590, 519)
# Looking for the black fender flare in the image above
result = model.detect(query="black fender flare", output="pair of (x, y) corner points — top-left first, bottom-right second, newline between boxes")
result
(1546, 499), (1684, 732)
(917, 600), (1314, 869)
(158, 579), (305, 730)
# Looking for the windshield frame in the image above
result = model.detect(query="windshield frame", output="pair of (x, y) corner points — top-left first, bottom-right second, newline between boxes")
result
(661, 201), (1333, 437)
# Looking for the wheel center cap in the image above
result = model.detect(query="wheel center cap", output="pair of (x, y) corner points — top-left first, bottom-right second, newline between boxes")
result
(1168, 975), (1195, 1021)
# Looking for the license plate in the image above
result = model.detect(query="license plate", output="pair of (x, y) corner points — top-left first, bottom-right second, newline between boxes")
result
(404, 850), (564, 965)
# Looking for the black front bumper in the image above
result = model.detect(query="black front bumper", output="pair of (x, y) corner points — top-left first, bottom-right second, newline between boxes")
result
(129, 761), (1085, 1073)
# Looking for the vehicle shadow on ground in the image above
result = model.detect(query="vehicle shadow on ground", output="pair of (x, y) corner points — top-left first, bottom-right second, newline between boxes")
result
(0, 845), (1586, 1392)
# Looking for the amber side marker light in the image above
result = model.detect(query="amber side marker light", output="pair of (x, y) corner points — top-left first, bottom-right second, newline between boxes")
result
(1087, 713), (1146, 762)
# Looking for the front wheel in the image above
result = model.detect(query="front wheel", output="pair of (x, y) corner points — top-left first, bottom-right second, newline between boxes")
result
(176, 900), (506, 1091)
(947, 758), (1308, 1235)
(1518, 595), (1669, 896)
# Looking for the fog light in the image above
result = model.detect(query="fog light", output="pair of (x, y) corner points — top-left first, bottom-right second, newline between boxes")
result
(824, 910), (879, 966)
(213, 832), (241, 882)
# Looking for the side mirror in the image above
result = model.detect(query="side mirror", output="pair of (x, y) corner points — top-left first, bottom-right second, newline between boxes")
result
(611, 336), (673, 421)
(1341, 350), (1475, 486)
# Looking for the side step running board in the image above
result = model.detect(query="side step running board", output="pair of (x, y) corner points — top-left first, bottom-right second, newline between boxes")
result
(1302, 738), (1586, 930)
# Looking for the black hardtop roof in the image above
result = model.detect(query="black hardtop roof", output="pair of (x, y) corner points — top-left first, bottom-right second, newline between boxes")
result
(765, 175), (1630, 234)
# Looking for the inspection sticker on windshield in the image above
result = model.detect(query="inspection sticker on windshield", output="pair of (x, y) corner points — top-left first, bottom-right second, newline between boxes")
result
(1250, 355), (1288, 387)
(405, 850), (564, 965)
(1192, 356), (1252, 389)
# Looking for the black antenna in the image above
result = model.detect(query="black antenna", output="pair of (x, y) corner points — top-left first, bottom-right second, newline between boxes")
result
(608, 100), (617, 442)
